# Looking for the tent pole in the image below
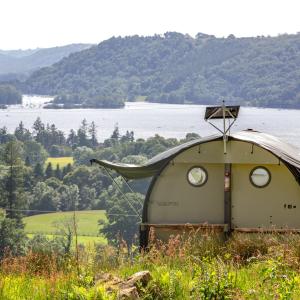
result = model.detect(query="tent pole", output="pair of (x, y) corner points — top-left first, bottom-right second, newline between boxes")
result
(224, 163), (232, 236)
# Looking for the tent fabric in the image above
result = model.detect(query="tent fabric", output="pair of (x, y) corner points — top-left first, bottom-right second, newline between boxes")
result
(90, 130), (300, 181)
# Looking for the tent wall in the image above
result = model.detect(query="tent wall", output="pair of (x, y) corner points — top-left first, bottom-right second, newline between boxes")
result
(232, 163), (300, 228)
(143, 140), (300, 243)
(173, 141), (279, 165)
(147, 162), (224, 224)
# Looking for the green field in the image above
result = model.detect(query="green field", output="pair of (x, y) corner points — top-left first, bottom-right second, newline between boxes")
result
(45, 156), (74, 168)
(24, 210), (107, 245)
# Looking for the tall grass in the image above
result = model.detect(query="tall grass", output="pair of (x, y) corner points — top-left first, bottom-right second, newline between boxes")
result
(2, 232), (300, 299)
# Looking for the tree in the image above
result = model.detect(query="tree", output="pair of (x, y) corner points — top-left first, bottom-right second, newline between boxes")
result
(89, 121), (98, 148)
(77, 119), (89, 146)
(55, 164), (62, 180)
(0, 127), (14, 144)
(101, 191), (143, 246)
(32, 117), (45, 136)
(111, 124), (120, 140)
(62, 163), (72, 178)
(67, 129), (78, 148)
(73, 146), (94, 165)
(14, 121), (31, 142)
(23, 140), (48, 166)
(59, 184), (80, 211)
(0, 84), (22, 105)
(30, 182), (59, 212)
(100, 177), (143, 246)
(0, 218), (27, 259)
(121, 155), (147, 165)
(32, 117), (46, 147)
(2, 141), (26, 224)
(45, 162), (53, 178)
(79, 186), (97, 210)
(33, 162), (44, 180)
(120, 130), (132, 143)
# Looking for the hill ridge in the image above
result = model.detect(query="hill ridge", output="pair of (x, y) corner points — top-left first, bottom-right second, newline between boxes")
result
(24, 32), (300, 109)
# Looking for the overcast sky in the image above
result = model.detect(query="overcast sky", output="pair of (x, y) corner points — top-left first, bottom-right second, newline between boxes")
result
(1, 0), (300, 50)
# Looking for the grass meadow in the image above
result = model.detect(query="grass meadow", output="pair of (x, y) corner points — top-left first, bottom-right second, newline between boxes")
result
(24, 210), (107, 246)
(2, 231), (300, 298)
(45, 156), (74, 168)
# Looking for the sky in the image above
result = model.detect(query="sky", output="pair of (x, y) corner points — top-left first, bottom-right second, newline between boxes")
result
(0, 0), (300, 50)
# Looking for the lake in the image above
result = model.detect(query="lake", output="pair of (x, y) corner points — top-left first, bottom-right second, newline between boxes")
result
(1, 95), (300, 148)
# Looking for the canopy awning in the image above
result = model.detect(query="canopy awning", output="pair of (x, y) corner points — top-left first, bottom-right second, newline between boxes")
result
(91, 130), (300, 182)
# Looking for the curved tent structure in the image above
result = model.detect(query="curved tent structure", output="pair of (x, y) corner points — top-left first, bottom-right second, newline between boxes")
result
(91, 129), (300, 247)
(91, 130), (300, 182)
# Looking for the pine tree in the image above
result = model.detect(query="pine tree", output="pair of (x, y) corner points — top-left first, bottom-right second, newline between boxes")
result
(111, 124), (120, 140)
(3, 141), (26, 225)
(34, 162), (44, 180)
(62, 163), (72, 178)
(67, 129), (78, 148)
(25, 156), (31, 166)
(33, 117), (46, 146)
(55, 164), (62, 180)
(89, 121), (98, 148)
(77, 119), (89, 146)
(45, 162), (53, 178)
(14, 121), (31, 142)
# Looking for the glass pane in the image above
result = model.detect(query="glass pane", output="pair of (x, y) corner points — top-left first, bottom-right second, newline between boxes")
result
(251, 168), (270, 187)
(188, 167), (207, 186)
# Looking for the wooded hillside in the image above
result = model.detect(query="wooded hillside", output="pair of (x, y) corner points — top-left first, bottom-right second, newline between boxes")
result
(24, 32), (300, 108)
(0, 44), (92, 76)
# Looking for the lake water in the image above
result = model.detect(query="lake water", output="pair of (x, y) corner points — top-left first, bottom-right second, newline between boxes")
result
(1, 95), (300, 148)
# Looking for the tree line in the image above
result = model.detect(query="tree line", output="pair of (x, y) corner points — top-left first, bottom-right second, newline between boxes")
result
(22, 32), (300, 109)
(0, 118), (200, 254)
(0, 84), (22, 106)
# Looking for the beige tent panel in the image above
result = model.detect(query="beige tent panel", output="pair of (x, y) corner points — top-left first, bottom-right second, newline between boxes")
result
(174, 141), (279, 165)
(147, 163), (224, 224)
(232, 163), (300, 229)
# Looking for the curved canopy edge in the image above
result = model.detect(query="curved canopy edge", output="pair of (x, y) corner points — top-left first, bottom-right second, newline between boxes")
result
(91, 130), (300, 182)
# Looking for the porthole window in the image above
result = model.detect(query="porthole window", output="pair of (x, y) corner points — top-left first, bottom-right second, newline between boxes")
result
(250, 166), (271, 188)
(187, 166), (208, 187)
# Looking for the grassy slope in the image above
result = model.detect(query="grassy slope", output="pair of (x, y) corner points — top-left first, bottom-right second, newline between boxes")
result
(24, 210), (107, 245)
(45, 157), (74, 168)
(2, 234), (300, 298)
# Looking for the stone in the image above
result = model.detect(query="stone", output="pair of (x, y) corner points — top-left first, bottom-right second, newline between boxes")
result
(95, 273), (123, 292)
(95, 270), (152, 298)
(123, 270), (152, 288)
(119, 286), (140, 299)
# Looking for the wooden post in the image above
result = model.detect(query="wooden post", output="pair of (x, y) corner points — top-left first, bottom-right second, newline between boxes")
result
(224, 163), (232, 234)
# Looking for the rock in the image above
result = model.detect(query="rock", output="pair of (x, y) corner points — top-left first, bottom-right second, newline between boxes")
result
(119, 286), (140, 299)
(95, 273), (123, 292)
(95, 272), (113, 283)
(95, 270), (151, 298)
(124, 270), (152, 288)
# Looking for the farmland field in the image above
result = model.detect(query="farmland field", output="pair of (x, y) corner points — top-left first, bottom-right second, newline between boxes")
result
(45, 156), (74, 168)
(24, 210), (107, 245)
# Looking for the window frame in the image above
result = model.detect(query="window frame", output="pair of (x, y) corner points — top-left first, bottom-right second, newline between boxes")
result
(249, 166), (271, 188)
(187, 166), (208, 187)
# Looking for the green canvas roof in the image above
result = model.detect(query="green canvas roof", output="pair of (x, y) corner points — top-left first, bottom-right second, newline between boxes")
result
(91, 130), (300, 182)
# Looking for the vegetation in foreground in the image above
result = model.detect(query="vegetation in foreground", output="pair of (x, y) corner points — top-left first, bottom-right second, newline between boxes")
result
(1, 232), (300, 299)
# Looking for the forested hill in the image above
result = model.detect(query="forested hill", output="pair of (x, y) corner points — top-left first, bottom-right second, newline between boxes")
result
(0, 44), (92, 76)
(25, 32), (300, 108)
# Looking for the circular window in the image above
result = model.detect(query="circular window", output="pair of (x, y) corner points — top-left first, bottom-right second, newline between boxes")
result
(187, 166), (208, 187)
(250, 166), (271, 188)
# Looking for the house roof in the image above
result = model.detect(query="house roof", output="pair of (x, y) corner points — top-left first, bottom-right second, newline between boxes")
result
(90, 130), (300, 182)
